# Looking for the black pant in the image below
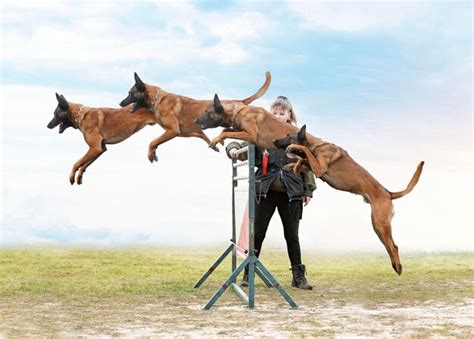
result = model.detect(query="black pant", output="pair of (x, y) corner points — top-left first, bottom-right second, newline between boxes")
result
(254, 190), (303, 266)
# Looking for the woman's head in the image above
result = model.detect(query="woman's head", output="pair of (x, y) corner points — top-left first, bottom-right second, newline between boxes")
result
(270, 96), (297, 125)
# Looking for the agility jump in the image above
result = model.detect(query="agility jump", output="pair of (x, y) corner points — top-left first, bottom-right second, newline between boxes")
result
(194, 145), (298, 310)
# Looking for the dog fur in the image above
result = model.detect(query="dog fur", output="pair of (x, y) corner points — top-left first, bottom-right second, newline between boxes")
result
(273, 126), (424, 275)
(47, 93), (156, 185)
(196, 94), (299, 149)
(120, 72), (271, 162)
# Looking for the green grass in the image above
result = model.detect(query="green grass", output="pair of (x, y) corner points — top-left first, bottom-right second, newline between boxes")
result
(1, 247), (473, 337)
(1, 246), (472, 303)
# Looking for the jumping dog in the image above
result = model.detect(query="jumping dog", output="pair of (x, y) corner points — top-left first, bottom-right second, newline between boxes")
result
(119, 72), (271, 163)
(47, 93), (156, 185)
(196, 93), (298, 150)
(273, 126), (424, 275)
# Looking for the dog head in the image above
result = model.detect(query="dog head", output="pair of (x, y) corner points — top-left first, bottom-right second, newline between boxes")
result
(273, 125), (307, 148)
(119, 72), (148, 112)
(195, 94), (227, 129)
(47, 93), (74, 134)
(273, 125), (307, 155)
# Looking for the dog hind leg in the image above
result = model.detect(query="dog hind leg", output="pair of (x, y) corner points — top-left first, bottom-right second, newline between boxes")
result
(370, 196), (402, 275)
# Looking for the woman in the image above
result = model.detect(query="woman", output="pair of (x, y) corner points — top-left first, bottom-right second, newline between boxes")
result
(226, 96), (316, 290)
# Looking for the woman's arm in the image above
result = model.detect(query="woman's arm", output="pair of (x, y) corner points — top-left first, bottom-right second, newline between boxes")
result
(302, 171), (317, 199)
(226, 141), (250, 161)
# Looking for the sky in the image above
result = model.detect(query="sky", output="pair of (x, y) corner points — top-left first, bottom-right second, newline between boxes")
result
(1, 0), (472, 252)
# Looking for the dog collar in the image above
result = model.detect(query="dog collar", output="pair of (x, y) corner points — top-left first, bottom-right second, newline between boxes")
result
(73, 105), (90, 128)
(150, 89), (166, 114)
(230, 112), (237, 129)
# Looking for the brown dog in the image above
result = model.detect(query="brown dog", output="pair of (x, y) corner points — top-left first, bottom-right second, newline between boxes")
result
(119, 72), (271, 163)
(274, 126), (424, 275)
(196, 94), (298, 149)
(47, 93), (156, 185)
(197, 96), (424, 275)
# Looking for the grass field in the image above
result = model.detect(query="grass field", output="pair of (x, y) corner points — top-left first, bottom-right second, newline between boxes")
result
(1, 246), (472, 337)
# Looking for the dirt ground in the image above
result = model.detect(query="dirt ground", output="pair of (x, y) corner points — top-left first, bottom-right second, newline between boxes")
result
(2, 296), (473, 337)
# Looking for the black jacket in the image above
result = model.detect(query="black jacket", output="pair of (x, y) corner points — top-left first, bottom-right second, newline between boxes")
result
(226, 142), (316, 201)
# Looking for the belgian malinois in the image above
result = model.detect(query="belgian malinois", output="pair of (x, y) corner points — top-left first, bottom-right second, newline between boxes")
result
(196, 94), (298, 149)
(47, 93), (156, 185)
(273, 126), (424, 275)
(119, 71), (271, 163)
(197, 95), (424, 274)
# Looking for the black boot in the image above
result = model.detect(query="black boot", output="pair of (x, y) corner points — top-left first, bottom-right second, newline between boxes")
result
(291, 264), (313, 290)
(240, 268), (249, 287)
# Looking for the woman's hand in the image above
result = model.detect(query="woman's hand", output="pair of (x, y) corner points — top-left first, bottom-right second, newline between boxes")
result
(303, 196), (311, 206)
(229, 148), (240, 159)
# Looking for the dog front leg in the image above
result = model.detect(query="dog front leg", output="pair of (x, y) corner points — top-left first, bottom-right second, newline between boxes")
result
(147, 128), (179, 163)
(287, 144), (327, 177)
(284, 159), (311, 174)
(69, 146), (104, 185)
(76, 146), (106, 185)
(292, 158), (305, 173)
(209, 130), (256, 149)
(180, 131), (222, 152)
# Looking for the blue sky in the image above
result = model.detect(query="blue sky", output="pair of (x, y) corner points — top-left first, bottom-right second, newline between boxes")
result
(1, 1), (472, 250)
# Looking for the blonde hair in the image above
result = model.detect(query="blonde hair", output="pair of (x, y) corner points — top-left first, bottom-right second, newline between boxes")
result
(270, 96), (297, 125)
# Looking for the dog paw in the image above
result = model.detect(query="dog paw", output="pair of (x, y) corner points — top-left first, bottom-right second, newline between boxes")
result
(392, 263), (403, 275)
(148, 150), (158, 163)
(69, 175), (75, 185)
(286, 144), (302, 154)
(210, 144), (220, 152)
(77, 176), (83, 185)
(208, 138), (221, 150)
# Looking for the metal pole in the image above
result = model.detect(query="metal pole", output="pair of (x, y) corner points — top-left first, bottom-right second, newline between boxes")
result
(231, 158), (237, 280)
(248, 144), (256, 308)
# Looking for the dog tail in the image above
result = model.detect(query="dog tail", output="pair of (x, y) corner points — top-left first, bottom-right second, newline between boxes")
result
(390, 161), (425, 200)
(241, 71), (271, 105)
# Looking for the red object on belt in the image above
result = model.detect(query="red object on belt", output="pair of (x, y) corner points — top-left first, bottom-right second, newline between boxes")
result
(262, 149), (269, 175)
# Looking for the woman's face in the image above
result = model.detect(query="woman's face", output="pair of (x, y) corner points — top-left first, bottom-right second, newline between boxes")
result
(271, 105), (291, 123)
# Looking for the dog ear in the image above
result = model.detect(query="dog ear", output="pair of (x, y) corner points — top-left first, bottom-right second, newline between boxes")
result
(134, 72), (145, 91)
(297, 125), (307, 143)
(57, 93), (69, 110)
(213, 94), (224, 114)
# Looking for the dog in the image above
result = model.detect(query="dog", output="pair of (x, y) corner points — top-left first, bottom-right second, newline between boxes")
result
(196, 93), (299, 149)
(47, 93), (156, 185)
(119, 71), (271, 163)
(273, 125), (424, 275)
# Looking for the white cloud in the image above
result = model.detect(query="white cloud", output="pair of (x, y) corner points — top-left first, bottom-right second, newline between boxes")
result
(1, 0), (272, 83)
(287, 1), (425, 32)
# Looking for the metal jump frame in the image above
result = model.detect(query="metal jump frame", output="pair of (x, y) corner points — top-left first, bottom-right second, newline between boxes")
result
(194, 144), (298, 310)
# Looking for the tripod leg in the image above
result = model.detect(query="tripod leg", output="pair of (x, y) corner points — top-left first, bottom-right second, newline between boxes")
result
(203, 256), (251, 310)
(194, 244), (233, 288)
